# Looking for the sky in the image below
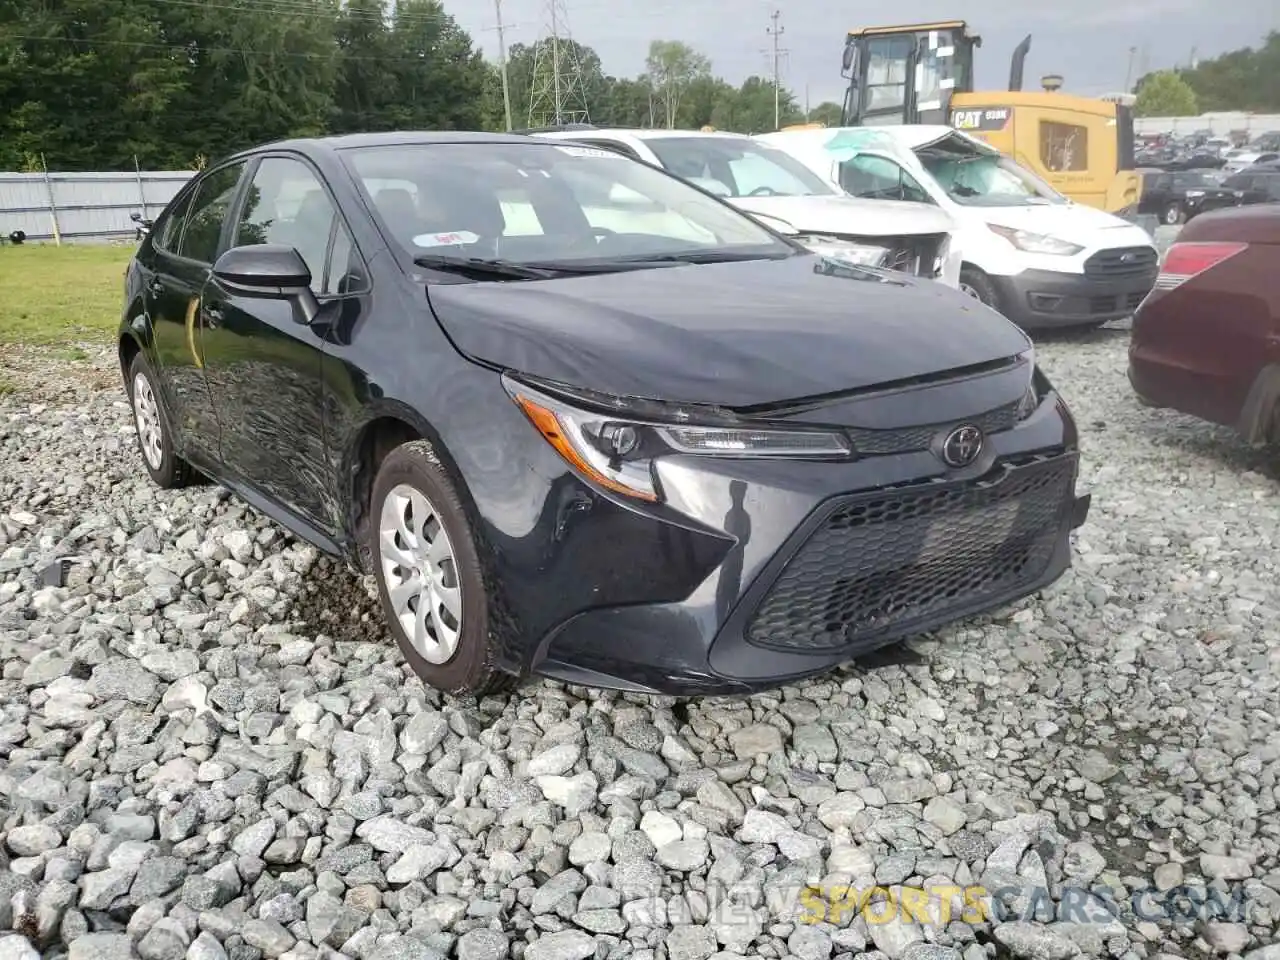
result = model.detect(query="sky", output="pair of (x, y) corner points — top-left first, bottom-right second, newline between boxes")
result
(449, 0), (1276, 114)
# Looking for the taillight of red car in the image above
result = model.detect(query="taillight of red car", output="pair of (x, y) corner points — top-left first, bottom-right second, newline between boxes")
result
(1152, 241), (1249, 291)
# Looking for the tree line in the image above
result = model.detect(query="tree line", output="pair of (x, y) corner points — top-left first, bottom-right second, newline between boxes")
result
(1135, 31), (1280, 117)
(0, 0), (843, 172)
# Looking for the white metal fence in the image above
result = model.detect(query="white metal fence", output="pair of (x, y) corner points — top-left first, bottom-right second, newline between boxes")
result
(1134, 113), (1280, 137)
(0, 169), (195, 244)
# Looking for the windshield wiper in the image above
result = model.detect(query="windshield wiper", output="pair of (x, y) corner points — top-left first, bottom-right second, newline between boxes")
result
(613, 250), (793, 265)
(412, 254), (561, 281)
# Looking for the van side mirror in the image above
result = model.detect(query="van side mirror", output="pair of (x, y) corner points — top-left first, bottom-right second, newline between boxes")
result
(212, 244), (319, 325)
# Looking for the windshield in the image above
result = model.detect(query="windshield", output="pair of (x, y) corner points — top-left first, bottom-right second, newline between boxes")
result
(642, 136), (838, 199)
(1173, 172), (1222, 189)
(341, 141), (795, 268)
(916, 150), (1066, 207)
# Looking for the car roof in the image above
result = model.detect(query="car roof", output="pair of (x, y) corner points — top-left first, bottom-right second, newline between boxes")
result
(542, 127), (755, 143)
(224, 130), (544, 161)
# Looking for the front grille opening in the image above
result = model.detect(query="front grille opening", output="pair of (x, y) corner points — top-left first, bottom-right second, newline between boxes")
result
(1084, 246), (1158, 279)
(846, 400), (1020, 456)
(746, 454), (1073, 652)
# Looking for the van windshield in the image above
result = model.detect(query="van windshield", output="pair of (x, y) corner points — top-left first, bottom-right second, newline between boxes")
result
(917, 151), (1067, 207)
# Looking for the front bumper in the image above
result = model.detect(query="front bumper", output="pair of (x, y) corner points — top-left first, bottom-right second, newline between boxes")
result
(526, 395), (1087, 697)
(990, 268), (1157, 330)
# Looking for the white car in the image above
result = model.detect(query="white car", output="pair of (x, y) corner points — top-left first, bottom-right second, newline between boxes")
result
(759, 125), (1160, 331)
(529, 127), (962, 288)
(1221, 149), (1280, 175)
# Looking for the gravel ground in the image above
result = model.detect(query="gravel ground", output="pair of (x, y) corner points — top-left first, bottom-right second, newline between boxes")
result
(3, 311), (1280, 960)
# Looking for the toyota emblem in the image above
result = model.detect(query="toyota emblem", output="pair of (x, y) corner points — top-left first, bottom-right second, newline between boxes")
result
(941, 424), (984, 467)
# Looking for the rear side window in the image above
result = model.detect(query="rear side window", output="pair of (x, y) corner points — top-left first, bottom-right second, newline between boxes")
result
(154, 190), (195, 253)
(178, 163), (247, 264)
(1264, 176), (1280, 201)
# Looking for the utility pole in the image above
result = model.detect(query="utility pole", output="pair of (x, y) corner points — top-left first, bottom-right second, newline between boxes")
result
(766, 10), (785, 130)
(1124, 46), (1137, 94)
(494, 0), (513, 131)
(551, 1), (562, 125)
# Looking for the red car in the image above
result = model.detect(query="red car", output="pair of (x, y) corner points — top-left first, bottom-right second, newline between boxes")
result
(1128, 204), (1280, 443)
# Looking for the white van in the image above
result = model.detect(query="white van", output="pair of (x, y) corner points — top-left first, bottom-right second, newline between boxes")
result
(530, 127), (962, 288)
(758, 126), (1160, 330)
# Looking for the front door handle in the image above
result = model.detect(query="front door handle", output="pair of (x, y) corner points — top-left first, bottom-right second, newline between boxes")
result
(147, 279), (163, 296)
(203, 305), (224, 329)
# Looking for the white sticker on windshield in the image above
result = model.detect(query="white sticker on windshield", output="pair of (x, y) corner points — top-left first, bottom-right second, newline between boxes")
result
(555, 145), (624, 159)
(412, 231), (480, 247)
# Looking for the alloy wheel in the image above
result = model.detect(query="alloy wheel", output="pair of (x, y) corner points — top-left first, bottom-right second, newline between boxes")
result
(378, 482), (462, 664)
(132, 372), (164, 471)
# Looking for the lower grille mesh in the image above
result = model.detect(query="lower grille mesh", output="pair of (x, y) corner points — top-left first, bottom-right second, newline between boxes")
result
(746, 454), (1074, 652)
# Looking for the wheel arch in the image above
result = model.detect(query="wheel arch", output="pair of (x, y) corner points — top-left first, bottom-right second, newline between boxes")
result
(117, 302), (153, 382)
(342, 402), (476, 567)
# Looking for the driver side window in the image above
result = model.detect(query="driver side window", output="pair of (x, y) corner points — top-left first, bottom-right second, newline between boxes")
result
(838, 155), (930, 204)
(235, 157), (335, 293)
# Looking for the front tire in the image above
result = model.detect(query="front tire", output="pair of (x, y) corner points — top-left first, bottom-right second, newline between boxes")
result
(1163, 202), (1185, 225)
(127, 352), (195, 489)
(367, 440), (517, 696)
(959, 266), (1002, 313)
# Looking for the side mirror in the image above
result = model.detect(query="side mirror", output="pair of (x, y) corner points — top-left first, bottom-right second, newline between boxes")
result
(130, 211), (153, 237)
(212, 244), (319, 325)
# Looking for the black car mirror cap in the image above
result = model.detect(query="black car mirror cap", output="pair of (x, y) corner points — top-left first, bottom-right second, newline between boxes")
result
(212, 245), (320, 324)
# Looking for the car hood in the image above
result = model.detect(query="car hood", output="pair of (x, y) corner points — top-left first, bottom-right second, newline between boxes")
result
(728, 195), (955, 238)
(977, 202), (1156, 247)
(428, 253), (1029, 409)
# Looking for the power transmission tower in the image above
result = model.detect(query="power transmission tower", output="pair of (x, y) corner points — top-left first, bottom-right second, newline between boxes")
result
(766, 10), (787, 130)
(528, 0), (590, 126)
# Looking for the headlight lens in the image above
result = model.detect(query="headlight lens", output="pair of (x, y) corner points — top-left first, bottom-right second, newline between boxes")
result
(1184, 189), (1205, 198)
(504, 375), (852, 502)
(987, 224), (1083, 256)
(795, 234), (892, 268)
(1014, 348), (1041, 421)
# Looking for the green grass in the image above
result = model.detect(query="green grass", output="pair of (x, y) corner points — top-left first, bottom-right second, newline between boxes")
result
(0, 243), (134, 346)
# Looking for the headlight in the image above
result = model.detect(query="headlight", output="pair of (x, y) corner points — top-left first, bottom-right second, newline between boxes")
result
(1014, 348), (1041, 421)
(933, 235), (951, 279)
(795, 234), (892, 268)
(987, 224), (1083, 256)
(503, 375), (852, 503)
(1185, 189), (1205, 198)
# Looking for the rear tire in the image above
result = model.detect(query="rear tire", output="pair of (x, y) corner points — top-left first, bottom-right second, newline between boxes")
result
(367, 440), (520, 697)
(1163, 202), (1185, 225)
(127, 352), (195, 489)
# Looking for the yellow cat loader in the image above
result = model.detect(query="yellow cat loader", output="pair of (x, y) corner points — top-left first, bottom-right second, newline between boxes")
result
(838, 20), (1141, 214)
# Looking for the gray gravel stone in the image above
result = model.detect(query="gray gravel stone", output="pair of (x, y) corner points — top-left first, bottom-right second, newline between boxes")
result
(3, 324), (1279, 960)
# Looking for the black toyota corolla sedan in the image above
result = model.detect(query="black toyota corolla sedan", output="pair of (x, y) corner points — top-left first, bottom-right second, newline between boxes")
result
(118, 131), (1090, 697)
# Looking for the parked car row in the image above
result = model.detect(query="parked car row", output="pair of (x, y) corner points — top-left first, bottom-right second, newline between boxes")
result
(538, 124), (1162, 333)
(1138, 164), (1280, 224)
(118, 128), (1094, 697)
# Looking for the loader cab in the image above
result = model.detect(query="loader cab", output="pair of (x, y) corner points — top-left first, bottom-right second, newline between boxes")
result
(840, 21), (982, 127)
